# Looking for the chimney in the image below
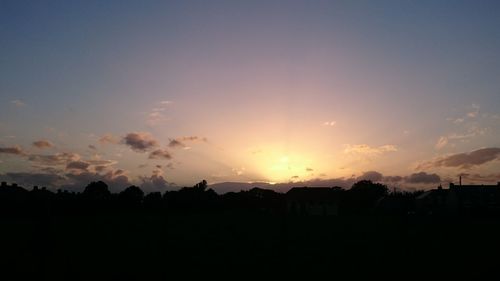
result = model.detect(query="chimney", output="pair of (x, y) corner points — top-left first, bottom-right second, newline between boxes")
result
(459, 176), (462, 186)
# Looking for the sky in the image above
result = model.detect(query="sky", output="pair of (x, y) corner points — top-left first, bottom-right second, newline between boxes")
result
(1, 0), (500, 192)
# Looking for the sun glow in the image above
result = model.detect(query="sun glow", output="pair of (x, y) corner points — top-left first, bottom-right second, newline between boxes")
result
(252, 149), (315, 183)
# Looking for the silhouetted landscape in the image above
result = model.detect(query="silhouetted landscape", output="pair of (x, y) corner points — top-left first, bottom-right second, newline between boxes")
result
(2, 179), (500, 279)
(3, 0), (500, 279)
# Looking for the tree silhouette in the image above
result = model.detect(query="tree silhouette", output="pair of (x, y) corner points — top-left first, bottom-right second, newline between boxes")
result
(345, 180), (389, 214)
(351, 180), (388, 198)
(119, 185), (144, 206)
(193, 180), (208, 191)
(82, 181), (111, 201)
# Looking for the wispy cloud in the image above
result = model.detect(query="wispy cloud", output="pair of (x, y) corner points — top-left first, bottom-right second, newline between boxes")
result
(28, 152), (81, 166)
(435, 126), (488, 149)
(439, 104), (488, 149)
(146, 101), (173, 126)
(344, 144), (398, 155)
(11, 100), (25, 107)
(99, 134), (120, 145)
(168, 136), (208, 149)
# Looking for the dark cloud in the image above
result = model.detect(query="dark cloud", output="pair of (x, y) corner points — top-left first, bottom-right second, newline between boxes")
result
(168, 136), (207, 148)
(94, 165), (108, 173)
(0, 146), (24, 155)
(149, 149), (172, 160)
(114, 169), (125, 176)
(33, 140), (53, 149)
(356, 171), (383, 182)
(139, 173), (171, 192)
(422, 147), (500, 169)
(66, 161), (90, 171)
(306, 167), (314, 172)
(123, 132), (158, 152)
(63, 170), (131, 192)
(88, 145), (97, 150)
(0, 172), (64, 188)
(405, 172), (441, 184)
(210, 170), (445, 193)
(168, 139), (184, 148)
(28, 152), (80, 166)
(383, 175), (404, 182)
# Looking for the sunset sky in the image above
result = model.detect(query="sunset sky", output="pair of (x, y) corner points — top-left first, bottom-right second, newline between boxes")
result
(1, 0), (500, 192)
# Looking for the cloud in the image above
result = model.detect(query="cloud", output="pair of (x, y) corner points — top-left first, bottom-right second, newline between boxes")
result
(435, 136), (448, 149)
(11, 100), (25, 107)
(63, 170), (131, 192)
(404, 172), (441, 184)
(421, 147), (500, 169)
(383, 175), (403, 183)
(147, 111), (170, 126)
(66, 161), (90, 171)
(467, 103), (480, 118)
(123, 132), (158, 152)
(99, 134), (120, 144)
(344, 144), (398, 155)
(94, 165), (108, 173)
(168, 136), (208, 148)
(149, 149), (172, 160)
(146, 101), (173, 126)
(88, 145), (97, 150)
(28, 152), (81, 166)
(87, 159), (117, 166)
(356, 171), (383, 182)
(139, 170), (172, 192)
(33, 140), (53, 149)
(306, 167), (314, 172)
(0, 145), (24, 155)
(168, 139), (184, 148)
(0, 172), (64, 188)
(439, 104), (488, 149)
(457, 173), (500, 184)
(435, 127), (487, 150)
(323, 121), (336, 126)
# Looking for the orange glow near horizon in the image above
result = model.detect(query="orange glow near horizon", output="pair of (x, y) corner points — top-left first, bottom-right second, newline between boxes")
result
(249, 148), (316, 183)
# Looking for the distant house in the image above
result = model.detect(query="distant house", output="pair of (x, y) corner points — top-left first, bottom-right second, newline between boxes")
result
(416, 182), (500, 215)
(447, 182), (500, 215)
(286, 187), (343, 216)
(415, 186), (449, 215)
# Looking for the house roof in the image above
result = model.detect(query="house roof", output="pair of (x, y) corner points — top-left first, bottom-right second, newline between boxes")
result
(416, 189), (449, 200)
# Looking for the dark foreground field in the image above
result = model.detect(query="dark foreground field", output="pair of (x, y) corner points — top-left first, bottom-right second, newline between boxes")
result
(2, 211), (500, 280)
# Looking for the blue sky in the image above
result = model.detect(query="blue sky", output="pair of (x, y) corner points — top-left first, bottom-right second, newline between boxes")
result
(1, 0), (500, 192)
